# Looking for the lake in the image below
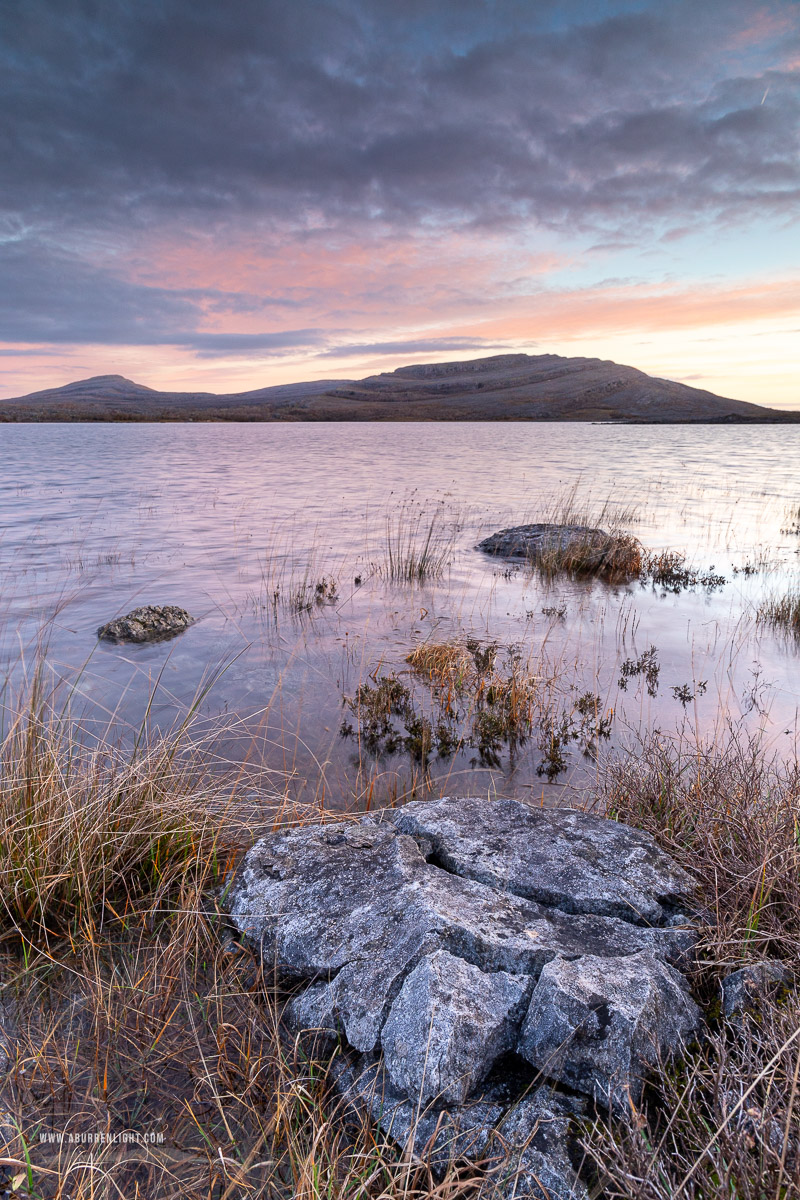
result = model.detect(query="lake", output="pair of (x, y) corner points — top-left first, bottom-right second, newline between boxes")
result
(1, 421), (799, 810)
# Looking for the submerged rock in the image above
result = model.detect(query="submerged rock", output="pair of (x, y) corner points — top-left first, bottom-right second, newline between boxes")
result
(477, 523), (640, 578)
(97, 604), (195, 644)
(228, 795), (701, 1185)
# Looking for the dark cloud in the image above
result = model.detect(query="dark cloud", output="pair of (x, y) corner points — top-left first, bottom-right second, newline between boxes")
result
(0, 239), (323, 352)
(317, 337), (513, 358)
(1, 0), (798, 346)
(2, 0), (797, 231)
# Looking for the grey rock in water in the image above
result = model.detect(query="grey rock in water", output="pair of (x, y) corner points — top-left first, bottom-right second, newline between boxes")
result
(380, 949), (533, 1106)
(97, 604), (194, 643)
(518, 950), (701, 1113)
(391, 796), (698, 925)
(477, 523), (640, 577)
(228, 796), (702, 1185)
(721, 961), (791, 1019)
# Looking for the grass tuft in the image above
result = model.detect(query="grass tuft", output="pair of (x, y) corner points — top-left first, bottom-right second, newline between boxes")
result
(759, 586), (800, 636)
(380, 499), (456, 583)
(586, 728), (800, 1198)
(0, 680), (235, 941)
(535, 528), (642, 581)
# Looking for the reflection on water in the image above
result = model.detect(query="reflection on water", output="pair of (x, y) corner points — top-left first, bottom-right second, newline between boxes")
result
(1, 422), (799, 809)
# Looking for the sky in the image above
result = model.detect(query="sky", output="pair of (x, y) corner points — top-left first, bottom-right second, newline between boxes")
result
(1, 0), (798, 406)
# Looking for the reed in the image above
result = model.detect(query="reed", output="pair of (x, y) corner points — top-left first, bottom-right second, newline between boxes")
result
(380, 499), (457, 583)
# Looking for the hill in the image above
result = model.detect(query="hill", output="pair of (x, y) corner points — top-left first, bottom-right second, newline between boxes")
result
(1, 354), (795, 422)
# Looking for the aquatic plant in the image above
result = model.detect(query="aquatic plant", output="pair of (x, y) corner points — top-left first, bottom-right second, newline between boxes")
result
(758, 587), (800, 636)
(618, 646), (660, 697)
(379, 497), (457, 583)
(641, 549), (726, 592)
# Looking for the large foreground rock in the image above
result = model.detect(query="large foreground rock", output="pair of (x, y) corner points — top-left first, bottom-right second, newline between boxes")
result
(232, 816), (692, 1056)
(97, 604), (195, 643)
(477, 523), (641, 578)
(229, 796), (701, 1187)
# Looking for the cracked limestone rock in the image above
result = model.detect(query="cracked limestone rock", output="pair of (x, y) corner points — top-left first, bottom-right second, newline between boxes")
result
(482, 1089), (589, 1200)
(228, 796), (702, 1184)
(97, 604), (195, 643)
(518, 950), (702, 1113)
(721, 961), (791, 1019)
(380, 949), (533, 1106)
(390, 796), (698, 925)
(331, 1054), (504, 1175)
(230, 814), (693, 1057)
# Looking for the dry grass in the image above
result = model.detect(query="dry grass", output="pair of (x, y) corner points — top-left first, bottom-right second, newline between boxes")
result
(584, 728), (800, 1198)
(534, 529), (643, 582)
(0, 675), (505, 1199)
(600, 728), (800, 969)
(0, 685), (233, 942)
(3, 659), (800, 1198)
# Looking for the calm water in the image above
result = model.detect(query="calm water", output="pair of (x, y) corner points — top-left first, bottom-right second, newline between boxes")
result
(1, 422), (799, 808)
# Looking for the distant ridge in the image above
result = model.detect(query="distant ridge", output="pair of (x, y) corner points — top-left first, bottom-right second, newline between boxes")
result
(2, 354), (796, 423)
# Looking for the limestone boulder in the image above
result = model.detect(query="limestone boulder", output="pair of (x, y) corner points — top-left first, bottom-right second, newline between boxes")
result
(227, 796), (703, 1187)
(97, 604), (194, 643)
(477, 523), (640, 579)
(380, 950), (533, 1106)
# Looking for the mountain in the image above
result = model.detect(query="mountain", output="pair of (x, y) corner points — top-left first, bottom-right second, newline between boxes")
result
(1, 354), (795, 422)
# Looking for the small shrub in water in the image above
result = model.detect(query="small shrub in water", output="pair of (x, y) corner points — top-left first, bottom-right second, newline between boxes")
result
(619, 646), (660, 697)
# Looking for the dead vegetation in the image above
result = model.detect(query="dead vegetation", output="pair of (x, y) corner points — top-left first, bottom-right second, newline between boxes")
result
(586, 727), (800, 1199)
(0, 677), (505, 1199)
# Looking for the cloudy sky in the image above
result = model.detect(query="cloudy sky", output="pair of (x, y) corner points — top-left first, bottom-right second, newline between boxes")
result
(1, 0), (798, 405)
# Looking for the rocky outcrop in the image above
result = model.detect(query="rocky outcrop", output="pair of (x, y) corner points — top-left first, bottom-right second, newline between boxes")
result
(97, 604), (195, 644)
(477, 523), (641, 578)
(228, 796), (702, 1193)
